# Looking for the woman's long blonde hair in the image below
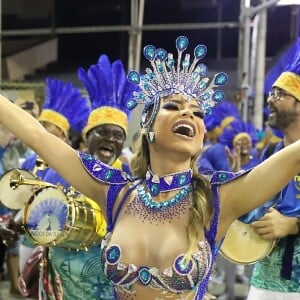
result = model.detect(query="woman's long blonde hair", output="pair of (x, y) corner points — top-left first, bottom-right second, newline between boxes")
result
(131, 133), (213, 259)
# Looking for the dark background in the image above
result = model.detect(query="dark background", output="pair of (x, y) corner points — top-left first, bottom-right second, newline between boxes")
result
(2, 0), (297, 72)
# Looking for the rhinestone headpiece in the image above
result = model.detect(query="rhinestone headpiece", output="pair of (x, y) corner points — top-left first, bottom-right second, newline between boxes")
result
(127, 36), (228, 128)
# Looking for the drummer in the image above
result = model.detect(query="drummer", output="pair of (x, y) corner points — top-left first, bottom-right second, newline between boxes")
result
(37, 54), (138, 299)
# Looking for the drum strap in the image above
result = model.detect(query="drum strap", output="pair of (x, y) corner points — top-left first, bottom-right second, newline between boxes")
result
(111, 180), (142, 230)
(280, 234), (297, 280)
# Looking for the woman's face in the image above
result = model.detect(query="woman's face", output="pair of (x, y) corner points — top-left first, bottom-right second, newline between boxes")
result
(150, 93), (206, 157)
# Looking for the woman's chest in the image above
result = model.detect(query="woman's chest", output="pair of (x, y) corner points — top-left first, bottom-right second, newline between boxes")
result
(110, 215), (191, 267)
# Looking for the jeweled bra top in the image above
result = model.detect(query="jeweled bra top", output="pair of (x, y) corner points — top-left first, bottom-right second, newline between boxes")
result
(78, 152), (245, 298)
(101, 232), (213, 295)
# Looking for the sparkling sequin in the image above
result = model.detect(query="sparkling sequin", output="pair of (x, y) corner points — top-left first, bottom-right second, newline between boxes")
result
(124, 185), (192, 225)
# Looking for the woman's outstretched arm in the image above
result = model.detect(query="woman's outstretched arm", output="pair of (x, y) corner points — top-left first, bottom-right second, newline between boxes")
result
(217, 140), (300, 239)
(0, 94), (107, 210)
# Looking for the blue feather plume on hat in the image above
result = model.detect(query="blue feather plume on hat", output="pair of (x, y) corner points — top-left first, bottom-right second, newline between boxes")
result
(77, 54), (138, 119)
(42, 78), (90, 133)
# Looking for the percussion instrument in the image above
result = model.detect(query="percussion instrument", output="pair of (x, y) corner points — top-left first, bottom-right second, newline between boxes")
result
(0, 169), (39, 209)
(220, 220), (276, 264)
(23, 186), (106, 250)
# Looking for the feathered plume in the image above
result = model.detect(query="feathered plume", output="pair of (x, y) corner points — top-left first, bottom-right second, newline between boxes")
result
(42, 78), (90, 133)
(219, 119), (258, 149)
(78, 54), (138, 119)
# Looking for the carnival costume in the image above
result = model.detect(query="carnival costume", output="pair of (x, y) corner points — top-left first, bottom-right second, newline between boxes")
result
(243, 48), (300, 294)
(43, 54), (138, 300)
(199, 100), (241, 174)
(218, 119), (260, 170)
(75, 36), (248, 299)
(16, 78), (113, 300)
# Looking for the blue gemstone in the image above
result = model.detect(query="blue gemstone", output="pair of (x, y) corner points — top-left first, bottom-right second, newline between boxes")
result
(106, 245), (121, 264)
(174, 255), (193, 275)
(176, 36), (189, 52)
(198, 79), (208, 90)
(143, 45), (156, 61)
(197, 63), (208, 76)
(215, 72), (228, 86)
(157, 64), (164, 73)
(127, 71), (140, 84)
(202, 92), (210, 100)
(105, 170), (114, 180)
(155, 48), (167, 61)
(178, 174), (187, 185)
(138, 267), (152, 285)
(218, 172), (228, 181)
(150, 184), (159, 196)
(194, 44), (207, 60)
(212, 90), (224, 102)
(127, 99), (137, 110)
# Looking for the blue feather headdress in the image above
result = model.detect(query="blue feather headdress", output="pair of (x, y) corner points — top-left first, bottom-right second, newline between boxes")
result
(204, 100), (241, 133)
(219, 119), (258, 150)
(78, 54), (139, 139)
(39, 78), (91, 136)
(273, 41), (300, 101)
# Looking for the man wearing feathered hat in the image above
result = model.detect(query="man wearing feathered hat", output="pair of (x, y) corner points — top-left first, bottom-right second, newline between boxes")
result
(40, 54), (139, 300)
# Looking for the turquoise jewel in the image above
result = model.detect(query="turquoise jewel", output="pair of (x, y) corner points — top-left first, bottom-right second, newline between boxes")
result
(174, 254), (193, 275)
(104, 170), (114, 180)
(218, 172), (228, 182)
(176, 36), (189, 52)
(178, 174), (188, 186)
(138, 185), (192, 210)
(150, 183), (160, 197)
(194, 44), (207, 60)
(212, 90), (224, 102)
(201, 92), (210, 101)
(138, 267), (152, 285)
(106, 245), (121, 264)
(127, 99), (137, 110)
(215, 72), (228, 86)
(128, 71), (140, 85)
(143, 45), (156, 61)
(197, 63), (208, 76)
(198, 79), (208, 90)
(155, 48), (167, 61)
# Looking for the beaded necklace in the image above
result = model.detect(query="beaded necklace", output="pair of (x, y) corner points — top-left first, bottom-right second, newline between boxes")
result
(124, 183), (192, 225)
(145, 168), (192, 196)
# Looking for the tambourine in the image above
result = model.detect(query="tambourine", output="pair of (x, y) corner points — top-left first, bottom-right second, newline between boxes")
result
(220, 220), (276, 264)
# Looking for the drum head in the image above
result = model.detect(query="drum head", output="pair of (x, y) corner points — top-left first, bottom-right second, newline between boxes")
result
(24, 186), (69, 245)
(220, 220), (275, 265)
(0, 169), (37, 209)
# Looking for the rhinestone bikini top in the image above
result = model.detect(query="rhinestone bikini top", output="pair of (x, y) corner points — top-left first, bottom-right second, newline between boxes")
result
(101, 233), (213, 295)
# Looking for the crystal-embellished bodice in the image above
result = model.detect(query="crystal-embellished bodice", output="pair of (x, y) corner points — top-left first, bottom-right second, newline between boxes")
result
(101, 233), (213, 295)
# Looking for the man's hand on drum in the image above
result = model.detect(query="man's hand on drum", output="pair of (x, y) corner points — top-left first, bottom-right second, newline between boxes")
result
(0, 217), (23, 247)
(251, 207), (299, 239)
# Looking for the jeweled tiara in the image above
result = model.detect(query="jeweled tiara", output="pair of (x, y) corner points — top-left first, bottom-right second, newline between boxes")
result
(127, 36), (228, 116)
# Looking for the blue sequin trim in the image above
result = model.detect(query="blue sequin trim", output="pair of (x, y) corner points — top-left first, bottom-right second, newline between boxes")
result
(78, 152), (134, 184)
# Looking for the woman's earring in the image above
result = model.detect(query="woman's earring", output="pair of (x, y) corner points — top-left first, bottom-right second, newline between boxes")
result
(147, 131), (155, 143)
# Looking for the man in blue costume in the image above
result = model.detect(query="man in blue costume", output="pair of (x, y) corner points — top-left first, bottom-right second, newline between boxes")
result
(42, 54), (138, 300)
(246, 46), (300, 300)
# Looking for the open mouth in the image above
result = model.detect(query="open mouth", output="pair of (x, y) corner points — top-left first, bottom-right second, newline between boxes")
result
(172, 122), (195, 138)
(97, 146), (114, 158)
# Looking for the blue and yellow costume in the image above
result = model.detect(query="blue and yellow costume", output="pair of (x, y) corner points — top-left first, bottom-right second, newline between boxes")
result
(242, 48), (300, 294)
(43, 54), (138, 300)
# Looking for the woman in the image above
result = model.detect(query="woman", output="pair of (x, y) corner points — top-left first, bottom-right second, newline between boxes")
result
(0, 36), (300, 300)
